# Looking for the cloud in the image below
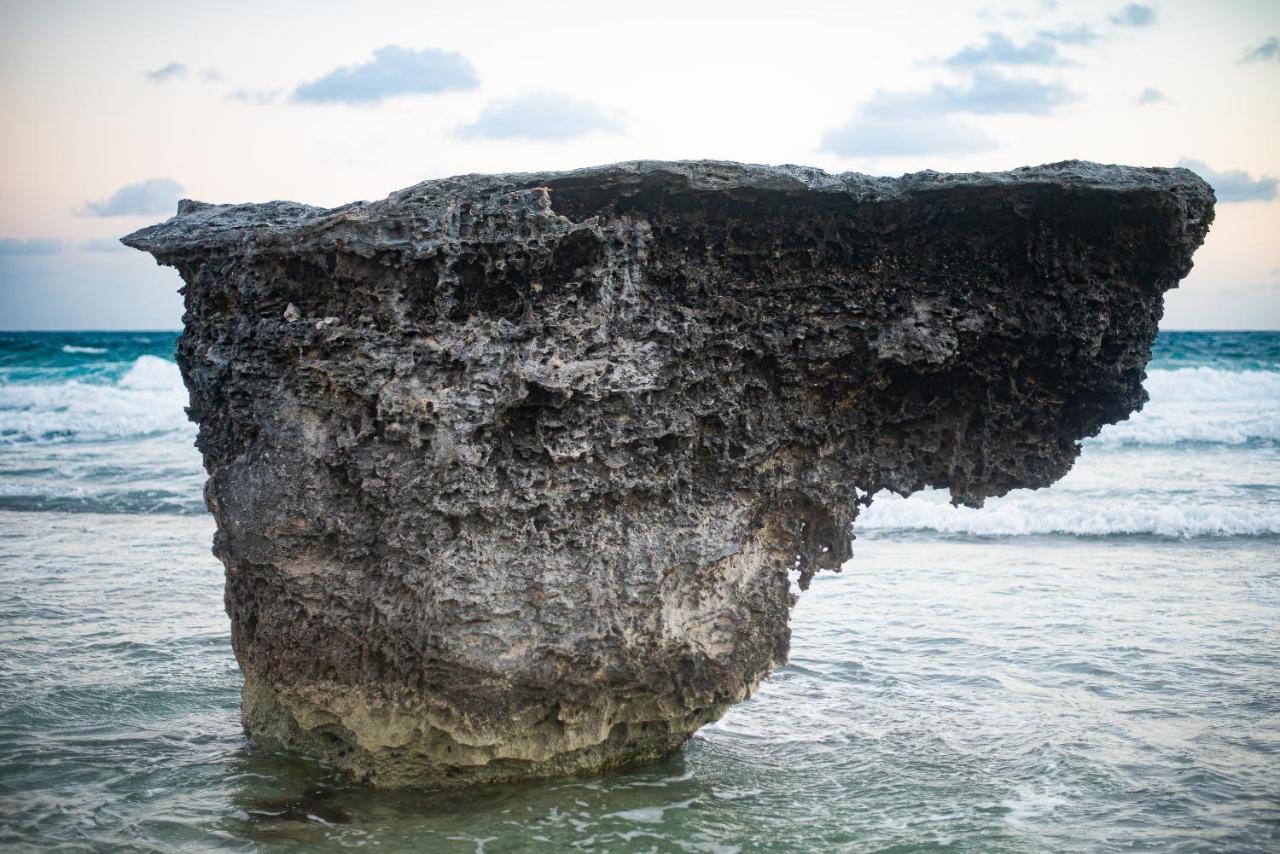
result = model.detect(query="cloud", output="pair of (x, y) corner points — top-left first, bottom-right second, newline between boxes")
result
(459, 93), (623, 142)
(1177, 159), (1277, 203)
(78, 178), (184, 217)
(862, 71), (1075, 117)
(0, 237), (62, 255)
(977, 4), (1028, 21)
(820, 114), (995, 157)
(292, 46), (479, 105)
(1240, 36), (1279, 64)
(145, 62), (187, 82)
(944, 32), (1073, 66)
(929, 69), (1075, 114)
(1137, 87), (1167, 104)
(145, 63), (221, 84)
(1109, 4), (1156, 27)
(227, 88), (282, 105)
(819, 69), (1073, 159)
(76, 237), (131, 253)
(1037, 24), (1099, 45)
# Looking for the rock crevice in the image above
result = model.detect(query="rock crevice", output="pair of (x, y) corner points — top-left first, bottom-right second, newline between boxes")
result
(125, 160), (1213, 786)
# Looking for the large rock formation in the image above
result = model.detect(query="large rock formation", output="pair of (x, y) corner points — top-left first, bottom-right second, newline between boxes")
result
(124, 160), (1213, 787)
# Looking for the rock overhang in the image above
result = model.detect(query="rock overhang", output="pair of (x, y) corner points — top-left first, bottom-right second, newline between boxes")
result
(123, 159), (1213, 786)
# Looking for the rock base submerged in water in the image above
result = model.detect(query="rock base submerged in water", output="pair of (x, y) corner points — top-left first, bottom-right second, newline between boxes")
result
(124, 160), (1212, 787)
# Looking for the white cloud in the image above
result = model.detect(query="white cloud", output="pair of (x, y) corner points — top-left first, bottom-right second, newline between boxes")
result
(820, 114), (995, 157)
(76, 237), (131, 253)
(1109, 4), (1156, 27)
(931, 69), (1074, 114)
(1037, 24), (1099, 45)
(1177, 159), (1277, 203)
(0, 237), (62, 255)
(292, 46), (479, 105)
(1240, 36), (1279, 64)
(144, 62), (186, 82)
(226, 88), (282, 105)
(820, 69), (1074, 159)
(78, 178), (184, 217)
(459, 94), (623, 142)
(945, 32), (1074, 66)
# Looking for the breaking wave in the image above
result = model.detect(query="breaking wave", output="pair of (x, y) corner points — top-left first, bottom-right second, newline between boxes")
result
(857, 491), (1280, 538)
(855, 363), (1280, 538)
(1143, 367), (1280, 401)
(0, 355), (192, 444)
(1086, 368), (1279, 449)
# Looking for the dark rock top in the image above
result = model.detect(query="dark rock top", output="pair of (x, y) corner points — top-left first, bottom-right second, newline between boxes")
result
(127, 159), (1210, 257)
(124, 160), (1213, 786)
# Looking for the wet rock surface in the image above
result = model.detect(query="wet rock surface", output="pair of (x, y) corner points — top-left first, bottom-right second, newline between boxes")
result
(124, 160), (1213, 787)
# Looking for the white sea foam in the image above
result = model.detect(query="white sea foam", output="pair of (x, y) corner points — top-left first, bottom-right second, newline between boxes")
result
(118, 354), (184, 390)
(1001, 786), (1070, 826)
(855, 366), (1280, 537)
(1143, 367), (1280, 402)
(1091, 408), (1280, 447)
(61, 345), (108, 355)
(0, 356), (191, 443)
(858, 490), (1280, 538)
(1088, 368), (1279, 448)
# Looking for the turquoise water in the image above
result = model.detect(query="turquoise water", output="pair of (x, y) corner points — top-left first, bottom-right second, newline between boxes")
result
(1, 331), (1278, 851)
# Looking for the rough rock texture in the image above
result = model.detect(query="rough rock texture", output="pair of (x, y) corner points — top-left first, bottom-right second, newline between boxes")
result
(123, 160), (1213, 787)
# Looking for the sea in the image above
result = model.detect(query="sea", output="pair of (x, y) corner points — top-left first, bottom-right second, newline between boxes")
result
(1, 330), (1277, 852)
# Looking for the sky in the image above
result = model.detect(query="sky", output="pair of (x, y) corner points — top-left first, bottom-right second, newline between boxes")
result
(1, 0), (1277, 330)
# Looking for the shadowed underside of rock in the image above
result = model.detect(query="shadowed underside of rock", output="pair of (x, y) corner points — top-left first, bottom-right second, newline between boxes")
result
(123, 160), (1213, 787)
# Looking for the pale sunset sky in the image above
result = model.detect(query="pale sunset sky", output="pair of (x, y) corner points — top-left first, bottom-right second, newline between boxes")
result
(1, 0), (1277, 329)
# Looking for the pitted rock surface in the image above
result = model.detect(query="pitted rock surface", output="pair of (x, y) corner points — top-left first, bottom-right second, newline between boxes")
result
(124, 160), (1213, 786)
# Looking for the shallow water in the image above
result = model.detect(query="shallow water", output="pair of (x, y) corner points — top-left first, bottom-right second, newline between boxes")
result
(1, 331), (1278, 851)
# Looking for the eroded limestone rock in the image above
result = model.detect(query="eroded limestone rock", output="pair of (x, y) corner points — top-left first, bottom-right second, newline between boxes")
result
(124, 160), (1213, 786)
